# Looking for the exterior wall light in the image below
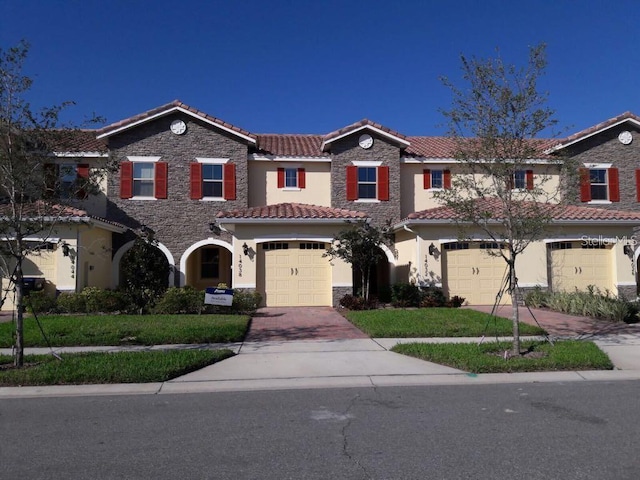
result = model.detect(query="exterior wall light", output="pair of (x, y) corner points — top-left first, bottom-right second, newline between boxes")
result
(242, 242), (249, 256)
(428, 243), (437, 256)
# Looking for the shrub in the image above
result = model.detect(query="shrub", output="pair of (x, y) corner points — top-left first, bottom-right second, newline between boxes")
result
(153, 287), (206, 314)
(419, 286), (448, 308)
(339, 294), (378, 310)
(230, 289), (262, 314)
(56, 292), (87, 313)
(81, 287), (128, 313)
(446, 295), (466, 308)
(26, 290), (58, 314)
(391, 283), (422, 308)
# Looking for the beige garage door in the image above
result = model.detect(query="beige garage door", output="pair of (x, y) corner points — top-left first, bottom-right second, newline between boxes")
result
(550, 241), (612, 292)
(444, 242), (511, 305)
(260, 241), (331, 307)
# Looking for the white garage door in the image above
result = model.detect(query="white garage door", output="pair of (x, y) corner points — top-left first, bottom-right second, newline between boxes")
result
(444, 242), (512, 305)
(550, 241), (612, 292)
(260, 241), (331, 306)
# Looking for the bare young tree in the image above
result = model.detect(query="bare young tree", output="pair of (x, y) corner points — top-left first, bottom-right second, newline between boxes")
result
(436, 44), (574, 355)
(0, 41), (105, 366)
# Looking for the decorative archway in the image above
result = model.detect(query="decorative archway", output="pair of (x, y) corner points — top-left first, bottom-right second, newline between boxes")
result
(112, 240), (175, 288)
(179, 239), (234, 288)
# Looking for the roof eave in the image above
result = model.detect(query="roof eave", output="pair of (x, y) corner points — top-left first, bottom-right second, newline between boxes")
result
(97, 106), (257, 145)
(546, 117), (640, 153)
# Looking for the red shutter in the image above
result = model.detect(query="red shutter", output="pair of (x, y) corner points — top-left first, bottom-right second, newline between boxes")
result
(120, 162), (133, 199)
(190, 163), (202, 200)
(346, 166), (358, 200)
(377, 166), (389, 201)
(608, 167), (619, 202)
(155, 162), (168, 199)
(636, 169), (640, 202)
(298, 168), (306, 189)
(77, 163), (89, 198)
(579, 168), (591, 202)
(443, 169), (451, 189)
(224, 163), (236, 200)
(277, 168), (285, 188)
(423, 169), (431, 189)
(526, 170), (534, 191)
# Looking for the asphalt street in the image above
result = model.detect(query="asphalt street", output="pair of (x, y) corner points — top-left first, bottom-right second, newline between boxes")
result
(2, 381), (639, 479)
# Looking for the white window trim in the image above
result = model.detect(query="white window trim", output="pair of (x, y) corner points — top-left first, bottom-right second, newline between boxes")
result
(196, 157), (229, 164)
(584, 163), (612, 169)
(282, 166), (302, 189)
(197, 160), (227, 201)
(586, 166), (610, 203)
(588, 200), (612, 205)
(352, 160), (382, 167)
(129, 158), (159, 200)
(355, 199), (381, 203)
(429, 169), (445, 190)
(127, 156), (160, 163)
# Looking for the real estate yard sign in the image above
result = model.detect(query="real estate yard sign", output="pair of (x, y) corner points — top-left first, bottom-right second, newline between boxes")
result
(204, 287), (234, 306)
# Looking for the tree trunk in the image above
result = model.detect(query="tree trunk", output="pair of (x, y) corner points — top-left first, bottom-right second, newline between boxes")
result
(14, 260), (24, 368)
(509, 257), (520, 356)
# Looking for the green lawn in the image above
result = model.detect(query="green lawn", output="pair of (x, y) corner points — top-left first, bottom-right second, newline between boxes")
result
(392, 340), (613, 373)
(0, 314), (250, 347)
(0, 349), (234, 386)
(346, 308), (546, 337)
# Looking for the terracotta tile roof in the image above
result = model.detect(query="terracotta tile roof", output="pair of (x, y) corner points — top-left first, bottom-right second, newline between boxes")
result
(405, 198), (640, 223)
(322, 118), (409, 149)
(404, 136), (555, 159)
(43, 130), (107, 153)
(255, 134), (327, 157)
(549, 111), (640, 151)
(216, 203), (368, 220)
(97, 100), (256, 142)
(0, 202), (127, 230)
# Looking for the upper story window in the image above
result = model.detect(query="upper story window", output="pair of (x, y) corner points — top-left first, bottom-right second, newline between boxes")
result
(277, 167), (306, 189)
(580, 166), (619, 203)
(423, 169), (451, 190)
(202, 164), (223, 197)
(346, 164), (389, 201)
(56, 163), (90, 199)
(358, 167), (377, 199)
(510, 170), (533, 191)
(120, 157), (167, 200)
(190, 160), (236, 201)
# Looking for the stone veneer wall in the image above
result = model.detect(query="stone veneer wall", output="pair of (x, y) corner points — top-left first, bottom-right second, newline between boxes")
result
(106, 113), (250, 285)
(568, 124), (640, 211)
(330, 133), (402, 226)
(617, 284), (637, 300)
(332, 286), (352, 307)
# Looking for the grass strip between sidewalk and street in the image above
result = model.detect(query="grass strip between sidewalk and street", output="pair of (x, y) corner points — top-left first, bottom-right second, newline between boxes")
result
(392, 340), (613, 373)
(0, 314), (250, 347)
(346, 308), (546, 337)
(0, 349), (234, 386)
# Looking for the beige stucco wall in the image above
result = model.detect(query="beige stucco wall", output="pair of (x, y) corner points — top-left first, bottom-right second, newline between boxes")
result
(407, 223), (637, 296)
(248, 161), (332, 207)
(230, 223), (354, 290)
(76, 226), (115, 290)
(400, 163), (563, 218)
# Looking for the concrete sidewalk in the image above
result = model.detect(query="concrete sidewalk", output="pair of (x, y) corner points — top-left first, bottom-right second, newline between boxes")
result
(2, 306), (640, 398)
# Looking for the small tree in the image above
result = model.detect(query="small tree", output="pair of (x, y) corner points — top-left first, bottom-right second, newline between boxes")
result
(437, 44), (575, 355)
(324, 220), (394, 301)
(0, 41), (106, 366)
(119, 233), (170, 313)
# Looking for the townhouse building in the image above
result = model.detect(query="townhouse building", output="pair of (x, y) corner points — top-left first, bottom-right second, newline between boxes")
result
(3, 102), (640, 311)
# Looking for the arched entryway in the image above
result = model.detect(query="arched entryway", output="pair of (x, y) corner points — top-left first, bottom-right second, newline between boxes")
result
(180, 240), (233, 289)
(112, 240), (175, 288)
(352, 245), (393, 302)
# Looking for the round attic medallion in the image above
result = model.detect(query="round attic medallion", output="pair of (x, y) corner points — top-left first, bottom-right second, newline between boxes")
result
(358, 134), (374, 149)
(170, 119), (187, 135)
(618, 131), (632, 145)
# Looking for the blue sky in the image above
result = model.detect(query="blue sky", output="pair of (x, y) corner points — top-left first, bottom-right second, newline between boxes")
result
(2, 0), (639, 137)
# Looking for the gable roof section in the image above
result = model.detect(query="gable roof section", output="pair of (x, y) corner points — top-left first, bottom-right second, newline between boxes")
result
(96, 100), (257, 144)
(403, 137), (556, 159)
(216, 203), (368, 223)
(45, 130), (107, 155)
(321, 119), (410, 151)
(401, 198), (640, 225)
(548, 111), (640, 153)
